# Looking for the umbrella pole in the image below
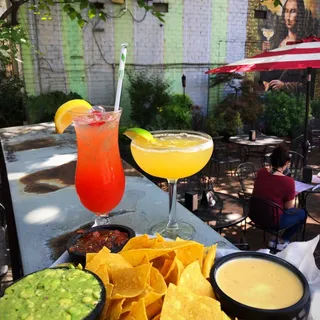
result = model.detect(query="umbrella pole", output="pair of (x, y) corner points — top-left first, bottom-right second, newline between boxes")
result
(302, 67), (312, 166)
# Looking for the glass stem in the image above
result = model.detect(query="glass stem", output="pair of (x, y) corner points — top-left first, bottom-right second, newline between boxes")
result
(94, 215), (111, 226)
(166, 179), (179, 230)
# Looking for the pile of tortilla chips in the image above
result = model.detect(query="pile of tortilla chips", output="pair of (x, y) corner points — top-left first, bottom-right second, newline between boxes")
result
(85, 234), (231, 320)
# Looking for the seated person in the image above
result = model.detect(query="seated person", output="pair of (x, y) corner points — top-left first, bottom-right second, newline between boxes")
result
(252, 144), (306, 250)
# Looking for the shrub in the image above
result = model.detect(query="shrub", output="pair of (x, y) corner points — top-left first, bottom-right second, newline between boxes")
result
(128, 72), (172, 128)
(0, 71), (26, 128)
(26, 91), (83, 123)
(311, 99), (320, 118)
(206, 106), (243, 138)
(262, 91), (306, 137)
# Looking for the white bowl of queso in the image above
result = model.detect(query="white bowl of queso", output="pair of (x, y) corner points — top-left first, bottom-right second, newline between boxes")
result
(209, 252), (310, 320)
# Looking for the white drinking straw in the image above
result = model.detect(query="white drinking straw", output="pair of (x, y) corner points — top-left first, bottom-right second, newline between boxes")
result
(114, 43), (128, 111)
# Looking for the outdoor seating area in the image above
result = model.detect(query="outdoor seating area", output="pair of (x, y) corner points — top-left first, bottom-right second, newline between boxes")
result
(2, 0), (320, 318)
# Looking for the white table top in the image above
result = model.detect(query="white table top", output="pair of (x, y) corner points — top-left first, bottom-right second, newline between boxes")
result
(0, 122), (235, 275)
(230, 134), (284, 146)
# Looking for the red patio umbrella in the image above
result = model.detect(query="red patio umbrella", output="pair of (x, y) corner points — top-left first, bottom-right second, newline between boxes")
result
(206, 34), (320, 165)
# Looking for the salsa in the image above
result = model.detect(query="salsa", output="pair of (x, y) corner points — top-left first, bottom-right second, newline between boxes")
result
(70, 229), (129, 253)
(0, 268), (103, 320)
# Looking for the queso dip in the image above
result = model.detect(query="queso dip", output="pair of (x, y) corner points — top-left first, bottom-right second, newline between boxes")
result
(216, 258), (303, 309)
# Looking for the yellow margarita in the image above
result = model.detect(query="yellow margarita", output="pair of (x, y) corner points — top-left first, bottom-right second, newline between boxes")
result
(131, 132), (213, 180)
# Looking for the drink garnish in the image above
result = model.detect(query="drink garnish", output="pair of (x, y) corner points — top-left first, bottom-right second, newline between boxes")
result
(54, 99), (92, 134)
(123, 128), (156, 142)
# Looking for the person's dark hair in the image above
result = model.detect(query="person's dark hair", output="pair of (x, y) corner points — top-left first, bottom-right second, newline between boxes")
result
(281, 0), (306, 39)
(270, 143), (291, 169)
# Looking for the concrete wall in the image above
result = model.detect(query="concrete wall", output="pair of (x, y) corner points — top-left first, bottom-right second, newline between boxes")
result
(19, 0), (320, 124)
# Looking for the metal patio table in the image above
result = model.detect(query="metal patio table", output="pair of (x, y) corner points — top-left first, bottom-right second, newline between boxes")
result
(229, 134), (284, 163)
(0, 122), (236, 280)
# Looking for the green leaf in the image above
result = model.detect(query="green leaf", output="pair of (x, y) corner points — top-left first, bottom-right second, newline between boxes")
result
(77, 19), (85, 28)
(69, 12), (76, 20)
(98, 12), (106, 21)
(0, 45), (9, 51)
(41, 17), (47, 20)
(88, 9), (96, 19)
(63, 4), (71, 12)
(47, 0), (55, 5)
(80, 0), (89, 10)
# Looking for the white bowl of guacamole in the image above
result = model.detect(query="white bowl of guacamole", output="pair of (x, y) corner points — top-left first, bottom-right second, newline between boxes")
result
(0, 267), (105, 320)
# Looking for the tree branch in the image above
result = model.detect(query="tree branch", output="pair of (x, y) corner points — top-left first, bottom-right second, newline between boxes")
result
(0, 0), (29, 22)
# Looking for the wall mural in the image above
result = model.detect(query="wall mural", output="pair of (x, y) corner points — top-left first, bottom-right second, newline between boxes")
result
(246, 0), (320, 97)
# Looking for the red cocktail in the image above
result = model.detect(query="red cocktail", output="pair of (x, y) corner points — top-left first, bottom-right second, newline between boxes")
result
(72, 107), (125, 223)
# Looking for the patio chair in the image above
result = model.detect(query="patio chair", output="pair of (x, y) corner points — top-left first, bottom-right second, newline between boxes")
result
(209, 138), (241, 183)
(235, 162), (256, 194)
(290, 134), (304, 153)
(288, 151), (304, 180)
(247, 196), (306, 252)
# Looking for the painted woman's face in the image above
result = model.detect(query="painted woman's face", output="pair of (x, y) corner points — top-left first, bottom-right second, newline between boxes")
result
(284, 0), (298, 30)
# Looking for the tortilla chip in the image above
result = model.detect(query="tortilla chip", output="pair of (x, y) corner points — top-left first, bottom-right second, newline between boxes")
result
(162, 284), (222, 320)
(85, 247), (110, 272)
(94, 264), (109, 286)
(104, 253), (132, 272)
(150, 256), (168, 270)
(202, 244), (217, 278)
(120, 248), (171, 266)
(152, 315), (160, 320)
(146, 299), (163, 319)
(150, 266), (167, 295)
(111, 263), (152, 298)
(222, 311), (232, 320)
(155, 233), (165, 243)
(106, 298), (125, 320)
(160, 259), (173, 277)
(121, 284), (153, 314)
(174, 242), (204, 267)
(121, 266), (166, 313)
(178, 260), (215, 298)
(164, 257), (184, 285)
(86, 253), (96, 264)
(121, 234), (150, 251)
(128, 298), (148, 320)
(100, 282), (114, 317)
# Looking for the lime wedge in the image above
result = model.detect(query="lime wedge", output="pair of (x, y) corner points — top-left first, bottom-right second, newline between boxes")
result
(123, 128), (156, 142)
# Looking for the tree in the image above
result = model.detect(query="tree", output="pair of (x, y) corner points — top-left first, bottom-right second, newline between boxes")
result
(0, 0), (164, 67)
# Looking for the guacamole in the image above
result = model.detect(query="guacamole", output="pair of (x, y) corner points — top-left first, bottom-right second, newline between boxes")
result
(0, 268), (103, 320)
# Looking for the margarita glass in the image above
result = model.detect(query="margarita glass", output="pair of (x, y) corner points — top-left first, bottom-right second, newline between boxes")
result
(130, 130), (213, 239)
(72, 106), (125, 225)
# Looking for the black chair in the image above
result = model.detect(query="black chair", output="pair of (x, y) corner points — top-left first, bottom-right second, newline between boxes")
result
(290, 134), (304, 153)
(288, 150), (304, 180)
(235, 162), (256, 194)
(247, 195), (306, 252)
(209, 138), (241, 183)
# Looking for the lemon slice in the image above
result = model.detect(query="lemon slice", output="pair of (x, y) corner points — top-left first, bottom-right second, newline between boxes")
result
(123, 128), (156, 142)
(54, 99), (92, 133)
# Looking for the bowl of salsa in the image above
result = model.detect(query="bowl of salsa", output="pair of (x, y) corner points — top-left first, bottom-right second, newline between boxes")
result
(209, 252), (310, 320)
(67, 224), (135, 265)
(0, 267), (106, 320)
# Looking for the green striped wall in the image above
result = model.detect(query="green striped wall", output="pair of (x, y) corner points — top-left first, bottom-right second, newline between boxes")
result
(19, 4), (37, 96)
(60, 4), (87, 99)
(208, 0), (229, 111)
(114, 0), (134, 123)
